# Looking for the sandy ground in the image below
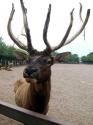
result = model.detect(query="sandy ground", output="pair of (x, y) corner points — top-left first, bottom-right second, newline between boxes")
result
(0, 64), (93, 125)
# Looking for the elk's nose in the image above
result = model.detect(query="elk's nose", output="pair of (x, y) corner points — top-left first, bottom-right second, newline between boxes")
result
(24, 68), (38, 77)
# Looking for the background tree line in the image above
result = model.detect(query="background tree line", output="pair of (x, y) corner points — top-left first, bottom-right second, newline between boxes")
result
(52, 51), (93, 64)
(0, 37), (28, 67)
(0, 37), (27, 60)
(81, 52), (93, 64)
(0, 37), (93, 64)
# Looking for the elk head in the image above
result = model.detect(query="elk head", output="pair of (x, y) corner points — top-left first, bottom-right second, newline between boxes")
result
(7, 0), (90, 83)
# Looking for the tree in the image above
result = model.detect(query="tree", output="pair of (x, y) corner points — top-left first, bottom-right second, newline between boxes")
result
(0, 37), (8, 55)
(0, 37), (28, 60)
(81, 52), (93, 64)
(64, 54), (79, 64)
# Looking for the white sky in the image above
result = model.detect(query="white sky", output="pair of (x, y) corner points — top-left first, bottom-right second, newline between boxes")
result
(0, 0), (93, 57)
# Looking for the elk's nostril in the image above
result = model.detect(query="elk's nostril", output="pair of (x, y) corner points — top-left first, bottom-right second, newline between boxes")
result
(24, 68), (38, 76)
(30, 68), (37, 74)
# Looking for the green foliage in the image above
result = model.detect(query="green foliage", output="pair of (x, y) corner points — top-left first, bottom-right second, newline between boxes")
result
(0, 38), (16, 59)
(0, 37), (8, 55)
(81, 56), (86, 62)
(0, 37), (27, 60)
(81, 52), (93, 64)
(63, 54), (79, 64)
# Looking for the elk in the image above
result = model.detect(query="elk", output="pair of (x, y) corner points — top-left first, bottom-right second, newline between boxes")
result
(7, 0), (90, 114)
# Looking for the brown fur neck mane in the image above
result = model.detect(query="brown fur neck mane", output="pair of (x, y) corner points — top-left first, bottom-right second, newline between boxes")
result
(27, 78), (51, 114)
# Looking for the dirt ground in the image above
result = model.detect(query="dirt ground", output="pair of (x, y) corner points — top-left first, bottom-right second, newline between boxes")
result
(0, 64), (93, 125)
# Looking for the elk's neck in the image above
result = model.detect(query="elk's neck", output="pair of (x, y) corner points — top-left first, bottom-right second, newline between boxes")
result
(30, 68), (51, 93)
(28, 71), (51, 114)
(29, 77), (51, 93)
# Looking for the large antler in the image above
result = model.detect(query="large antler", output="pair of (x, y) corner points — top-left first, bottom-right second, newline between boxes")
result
(7, 0), (35, 54)
(64, 3), (90, 46)
(7, 3), (27, 51)
(43, 3), (90, 53)
(43, 4), (52, 51)
(20, 0), (34, 53)
(43, 5), (74, 52)
(8, 1), (90, 55)
(79, 2), (85, 40)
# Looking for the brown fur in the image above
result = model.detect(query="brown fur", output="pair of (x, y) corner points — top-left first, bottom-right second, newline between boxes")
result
(14, 77), (51, 114)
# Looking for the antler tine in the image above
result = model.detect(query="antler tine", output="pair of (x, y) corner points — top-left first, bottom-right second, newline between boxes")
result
(7, 3), (27, 51)
(43, 4), (52, 51)
(64, 7), (90, 46)
(51, 8), (74, 52)
(79, 3), (83, 22)
(79, 2), (85, 40)
(20, 0), (34, 54)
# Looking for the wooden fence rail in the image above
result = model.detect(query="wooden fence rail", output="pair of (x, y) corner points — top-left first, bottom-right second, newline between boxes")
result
(0, 101), (75, 125)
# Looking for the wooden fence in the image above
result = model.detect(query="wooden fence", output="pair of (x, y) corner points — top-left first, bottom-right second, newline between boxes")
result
(0, 100), (75, 125)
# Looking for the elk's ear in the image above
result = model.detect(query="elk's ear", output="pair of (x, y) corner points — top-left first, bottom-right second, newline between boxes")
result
(52, 52), (71, 63)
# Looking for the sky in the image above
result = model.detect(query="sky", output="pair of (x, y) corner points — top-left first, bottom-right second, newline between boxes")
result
(0, 0), (93, 57)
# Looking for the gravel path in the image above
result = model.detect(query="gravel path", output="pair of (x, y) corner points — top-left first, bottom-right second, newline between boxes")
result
(0, 64), (93, 125)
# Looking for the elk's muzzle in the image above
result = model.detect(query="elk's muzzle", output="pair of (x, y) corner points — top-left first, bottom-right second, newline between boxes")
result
(23, 67), (38, 79)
